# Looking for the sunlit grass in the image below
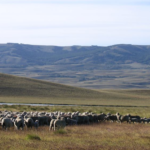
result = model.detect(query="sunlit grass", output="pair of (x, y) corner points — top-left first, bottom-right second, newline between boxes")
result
(1, 105), (150, 118)
(25, 134), (41, 141)
(0, 123), (150, 150)
(54, 128), (67, 135)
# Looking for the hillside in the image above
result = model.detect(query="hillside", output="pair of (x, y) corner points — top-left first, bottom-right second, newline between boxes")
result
(0, 73), (101, 99)
(0, 43), (150, 89)
(0, 73), (150, 106)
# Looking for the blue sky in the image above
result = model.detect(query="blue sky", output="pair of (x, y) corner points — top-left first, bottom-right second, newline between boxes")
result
(0, 0), (150, 46)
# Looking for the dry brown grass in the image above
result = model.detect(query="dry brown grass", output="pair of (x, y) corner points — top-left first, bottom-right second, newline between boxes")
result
(0, 123), (150, 150)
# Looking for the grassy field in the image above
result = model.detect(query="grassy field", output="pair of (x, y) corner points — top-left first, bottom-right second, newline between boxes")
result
(0, 73), (150, 106)
(1, 104), (150, 149)
(1, 73), (150, 149)
(1, 105), (150, 118)
(0, 123), (150, 150)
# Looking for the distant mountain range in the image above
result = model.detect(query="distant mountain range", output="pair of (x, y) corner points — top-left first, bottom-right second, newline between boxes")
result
(0, 43), (150, 89)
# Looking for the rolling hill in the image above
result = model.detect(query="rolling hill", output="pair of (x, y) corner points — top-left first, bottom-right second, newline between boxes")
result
(0, 43), (150, 89)
(0, 73), (150, 106)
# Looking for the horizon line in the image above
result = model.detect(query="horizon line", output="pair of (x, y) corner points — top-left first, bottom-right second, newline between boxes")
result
(1, 42), (149, 47)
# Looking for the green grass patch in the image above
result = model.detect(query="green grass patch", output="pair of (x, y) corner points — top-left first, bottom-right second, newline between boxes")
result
(54, 128), (67, 135)
(25, 134), (41, 141)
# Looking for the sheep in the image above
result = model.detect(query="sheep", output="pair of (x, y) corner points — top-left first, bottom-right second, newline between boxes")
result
(14, 117), (24, 130)
(1, 118), (14, 130)
(116, 113), (130, 124)
(66, 118), (77, 125)
(129, 118), (141, 124)
(97, 113), (106, 122)
(53, 117), (66, 130)
(49, 117), (66, 131)
(24, 118), (34, 128)
(34, 120), (39, 129)
(49, 119), (57, 131)
(105, 115), (117, 122)
(120, 115), (130, 123)
(127, 114), (141, 120)
(141, 118), (150, 124)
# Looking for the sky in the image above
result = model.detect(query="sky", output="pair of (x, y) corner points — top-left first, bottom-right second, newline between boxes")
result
(0, 0), (150, 46)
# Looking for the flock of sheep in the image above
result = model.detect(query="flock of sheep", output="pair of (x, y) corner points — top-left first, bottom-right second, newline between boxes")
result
(0, 110), (149, 131)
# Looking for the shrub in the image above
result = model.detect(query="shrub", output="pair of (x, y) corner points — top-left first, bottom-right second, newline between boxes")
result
(31, 107), (37, 111)
(3, 105), (9, 108)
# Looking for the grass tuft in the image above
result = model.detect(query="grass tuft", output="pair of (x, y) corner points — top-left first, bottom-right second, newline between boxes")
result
(25, 134), (41, 141)
(54, 128), (67, 135)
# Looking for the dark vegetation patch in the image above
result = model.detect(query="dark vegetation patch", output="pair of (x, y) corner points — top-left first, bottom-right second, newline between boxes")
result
(25, 134), (41, 141)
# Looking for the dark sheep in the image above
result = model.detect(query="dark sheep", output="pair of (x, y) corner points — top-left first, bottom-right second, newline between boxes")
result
(129, 118), (141, 123)
(66, 118), (77, 125)
(97, 113), (106, 122)
(105, 115), (117, 122)
(34, 120), (39, 129)
(24, 118), (34, 128)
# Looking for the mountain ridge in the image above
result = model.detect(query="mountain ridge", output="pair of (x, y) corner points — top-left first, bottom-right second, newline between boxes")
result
(0, 43), (150, 89)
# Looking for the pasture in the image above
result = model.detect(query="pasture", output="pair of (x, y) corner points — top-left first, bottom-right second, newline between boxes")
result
(0, 123), (150, 150)
(1, 73), (150, 149)
(1, 105), (150, 149)
(1, 105), (150, 150)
